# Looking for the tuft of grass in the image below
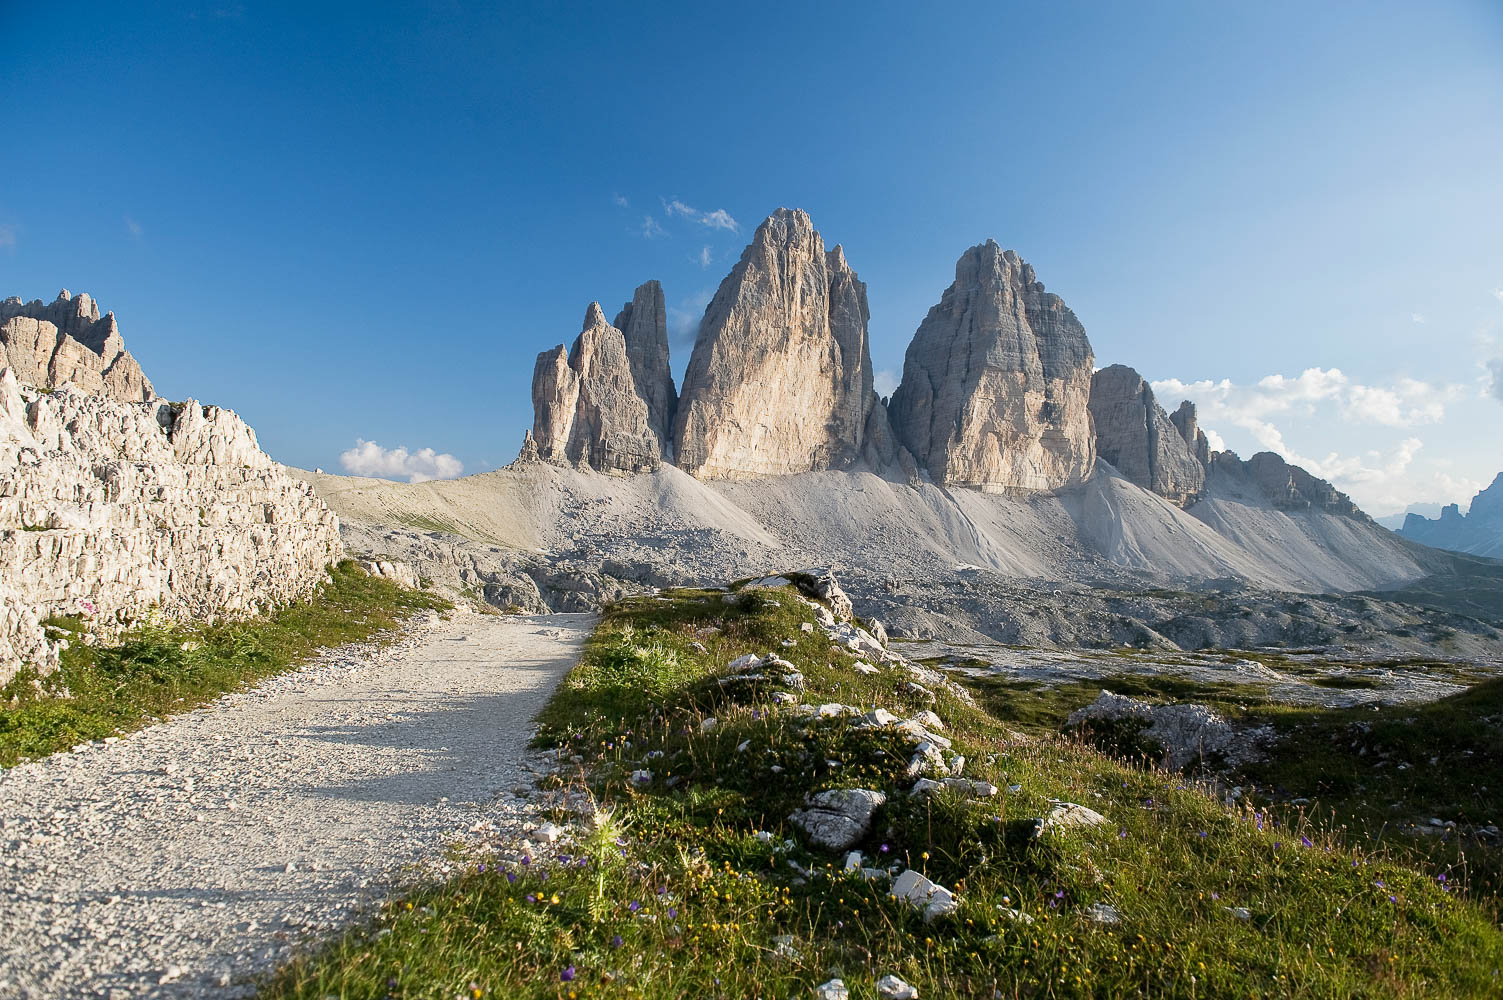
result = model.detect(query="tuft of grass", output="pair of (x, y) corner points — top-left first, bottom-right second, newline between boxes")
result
(0, 561), (449, 767)
(264, 586), (1503, 999)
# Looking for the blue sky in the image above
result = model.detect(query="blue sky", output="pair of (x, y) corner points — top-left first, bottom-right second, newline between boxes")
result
(2, 1), (1500, 514)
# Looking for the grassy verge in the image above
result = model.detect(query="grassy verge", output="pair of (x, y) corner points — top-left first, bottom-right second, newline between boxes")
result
(0, 561), (450, 767)
(264, 586), (1503, 999)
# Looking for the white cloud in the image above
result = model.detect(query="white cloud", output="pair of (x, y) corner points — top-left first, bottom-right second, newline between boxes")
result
(641, 215), (666, 239)
(1491, 288), (1503, 305)
(1411, 312), (1426, 324)
(660, 199), (739, 232)
(339, 439), (463, 483)
(125, 216), (142, 238)
(612, 193), (628, 208)
(699, 208), (739, 232)
(697, 246), (712, 269)
(874, 369), (899, 398)
(1488, 358), (1503, 401)
(0, 224), (16, 253)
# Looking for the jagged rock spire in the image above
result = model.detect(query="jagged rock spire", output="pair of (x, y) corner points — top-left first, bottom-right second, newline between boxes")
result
(1089, 365), (1205, 506)
(0, 290), (154, 402)
(671, 208), (880, 479)
(612, 280), (677, 461)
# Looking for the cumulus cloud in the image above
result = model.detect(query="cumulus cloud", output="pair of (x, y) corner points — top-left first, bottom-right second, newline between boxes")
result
(1492, 288), (1503, 305)
(663, 199), (698, 218)
(641, 215), (666, 239)
(339, 440), (463, 483)
(1411, 312), (1426, 324)
(612, 193), (629, 208)
(874, 369), (899, 398)
(0, 224), (16, 253)
(1153, 367), (1459, 437)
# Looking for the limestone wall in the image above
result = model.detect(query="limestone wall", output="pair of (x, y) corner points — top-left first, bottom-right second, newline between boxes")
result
(0, 369), (343, 683)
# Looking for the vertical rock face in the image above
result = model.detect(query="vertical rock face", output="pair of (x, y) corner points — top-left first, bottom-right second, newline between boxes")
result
(888, 242), (1095, 492)
(1089, 365), (1205, 506)
(612, 280), (677, 460)
(1169, 400), (1211, 466)
(529, 303), (666, 473)
(0, 368), (342, 683)
(1398, 472), (1503, 557)
(1, 290), (154, 403)
(672, 209), (878, 479)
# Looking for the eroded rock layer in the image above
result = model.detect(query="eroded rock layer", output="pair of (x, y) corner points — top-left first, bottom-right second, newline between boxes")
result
(1, 290), (154, 403)
(529, 303), (667, 473)
(1089, 365), (1205, 506)
(613, 281), (677, 461)
(672, 209), (879, 479)
(889, 241), (1095, 492)
(1214, 451), (1361, 516)
(0, 369), (342, 682)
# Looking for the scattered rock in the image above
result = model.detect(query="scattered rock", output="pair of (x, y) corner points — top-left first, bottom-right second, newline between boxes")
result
(891, 868), (959, 922)
(789, 788), (887, 851)
(1065, 690), (1274, 770)
(877, 973), (918, 999)
(814, 978), (850, 1000)
(1034, 801), (1109, 837)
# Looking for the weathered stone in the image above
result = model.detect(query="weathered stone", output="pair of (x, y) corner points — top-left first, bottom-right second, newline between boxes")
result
(891, 868), (959, 922)
(1169, 400), (1211, 467)
(612, 280), (678, 460)
(1, 290), (154, 403)
(889, 241), (1095, 492)
(673, 209), (881, 478)
(1215, 451), (1361, 516)
(1033, 801), (1109, 837)
(0, 369), (342, 683)
(789, 787), (886, 851)
(1066, 689), (1272, 770)
(1089, 365), (1205, 506)
(529, 303), (666, 473)
(877, 974), (918, 1000)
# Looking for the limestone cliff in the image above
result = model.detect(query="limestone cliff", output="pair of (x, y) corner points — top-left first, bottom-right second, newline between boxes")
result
(529, 303), (666, 473)
(1089, 365), (1205, 506)
(1213, 451), (1362, 517)
(612, 280), (677, 461)
(0, 369), (342, 683)
(1398, 472), (1503, 558)
(1169, 400), (1211, 467)
(888, 241), (1095, 491)
(0, 290), (154, 403)
(672, 209), (880, 479)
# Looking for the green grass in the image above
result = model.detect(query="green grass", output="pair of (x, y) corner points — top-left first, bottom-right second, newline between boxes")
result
(263, 587), (1503, 999)
(0, 561), (450, 767)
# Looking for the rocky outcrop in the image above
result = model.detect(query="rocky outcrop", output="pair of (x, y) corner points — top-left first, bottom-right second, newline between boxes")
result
(1214, 451), (1362, 516)
(529, 303), (667, 473)
(612, 281), (677, 460)
(0, 369), (342, 683)
(1, 290), (154, 403)
(1169, 400), (1211, 466)
(1089, 365), (1205, 506)
(1398, 472), (1503, 558)
(672, 209), (882, 479)
(888, 241), (1095, 492)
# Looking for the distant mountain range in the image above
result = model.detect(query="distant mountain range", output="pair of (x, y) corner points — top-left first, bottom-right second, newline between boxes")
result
(1398, 474), (1503, 559)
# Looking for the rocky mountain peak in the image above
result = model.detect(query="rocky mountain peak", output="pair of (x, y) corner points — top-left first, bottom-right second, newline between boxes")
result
(612, 280), (676, 460)
(671, 209), (880, 479)
(0, 290), (153, 403)
(1088, 365), (1205, 506)
(888, 242), (1096, 491)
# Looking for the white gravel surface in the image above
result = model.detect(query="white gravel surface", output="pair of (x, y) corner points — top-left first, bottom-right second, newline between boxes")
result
(0, 607), (591, 999)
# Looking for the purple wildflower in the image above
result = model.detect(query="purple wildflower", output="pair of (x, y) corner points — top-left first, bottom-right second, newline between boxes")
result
(1301, 836), (1313, 848)
(561, 966), (576, 982)
(668, 907), (678, 919)
(628, 901), (640, 912)
(611, 935), (624, 948)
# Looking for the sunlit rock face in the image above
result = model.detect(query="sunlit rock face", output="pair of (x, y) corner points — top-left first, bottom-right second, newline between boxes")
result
(889, 241), (1095, 492)
(672, 208), (880, 479)
(1, 290), (154, 403)
(529, 302), (667, 474)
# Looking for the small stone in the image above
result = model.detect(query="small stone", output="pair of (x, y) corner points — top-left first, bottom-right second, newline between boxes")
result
(814, 979), (849, 1000)
(877, 974), (918, 999)
(800, 622), (814, 633)
(1223, 906), (1253, 921)
(1081, 902), (1121, 925)
(1034, 801), (1109, 837)
(700, 717), (719, 733)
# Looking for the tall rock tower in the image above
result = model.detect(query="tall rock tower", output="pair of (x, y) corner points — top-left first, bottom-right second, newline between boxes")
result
(888, 241), (1096, 491)
(671, 209), (881, 479)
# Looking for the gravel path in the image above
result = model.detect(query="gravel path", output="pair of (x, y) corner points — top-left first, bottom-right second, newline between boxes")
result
(0, 607), (592, 999)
